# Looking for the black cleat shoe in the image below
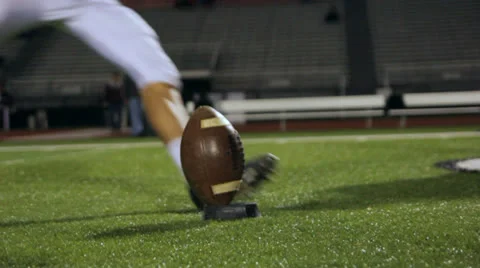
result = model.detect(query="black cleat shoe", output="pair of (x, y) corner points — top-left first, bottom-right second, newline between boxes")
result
(238, 153), (279, 198)
(188, 153), (280, 210)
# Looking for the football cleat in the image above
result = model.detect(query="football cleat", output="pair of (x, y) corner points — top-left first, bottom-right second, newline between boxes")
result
(237, 153), (279, 198)
(188, 153), (279, 210)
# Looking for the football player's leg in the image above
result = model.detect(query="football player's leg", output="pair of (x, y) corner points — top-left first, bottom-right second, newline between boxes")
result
(63, 1), (280, 210)
(64, 2), (188, 172)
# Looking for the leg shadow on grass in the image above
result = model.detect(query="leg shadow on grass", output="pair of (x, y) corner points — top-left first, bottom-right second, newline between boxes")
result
(163, 208), (200, 214)
(0, 210), (184, 228)
(276, 173), (480, 212)
(90, 219), (208, 239)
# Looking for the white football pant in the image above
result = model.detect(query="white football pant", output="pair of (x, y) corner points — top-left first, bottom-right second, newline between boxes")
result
(0, 0), (181, 89)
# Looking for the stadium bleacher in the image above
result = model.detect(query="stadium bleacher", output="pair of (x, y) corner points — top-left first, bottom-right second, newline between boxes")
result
(0, 39), (25, 64)
(367, 0), (480, 89)
(0, 0), (478, 104)
(213, 3), (346, 92)
(1, 1), (346, 97)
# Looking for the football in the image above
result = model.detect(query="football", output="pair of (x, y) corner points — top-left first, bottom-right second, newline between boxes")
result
(180, 106), (245, 206)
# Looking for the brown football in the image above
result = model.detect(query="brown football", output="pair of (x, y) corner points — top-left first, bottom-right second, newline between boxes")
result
(180, 106), (245, 206)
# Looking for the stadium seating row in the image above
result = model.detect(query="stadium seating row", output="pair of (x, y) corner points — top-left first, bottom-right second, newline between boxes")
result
(121, 0), (303, 9)
(3, 2), (346, 96)
(1, 0), (479, 98)
(368, 0), (480, 87)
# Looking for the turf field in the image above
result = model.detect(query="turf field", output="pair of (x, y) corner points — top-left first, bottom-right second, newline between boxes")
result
(1, 129), (480, 267)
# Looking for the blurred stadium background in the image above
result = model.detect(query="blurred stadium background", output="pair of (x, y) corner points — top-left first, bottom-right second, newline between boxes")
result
(2, 2), (480, 266)
(0, 0), (479, 139)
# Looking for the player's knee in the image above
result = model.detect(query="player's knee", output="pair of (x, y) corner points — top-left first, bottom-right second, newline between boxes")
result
(134, 58), (182, 91)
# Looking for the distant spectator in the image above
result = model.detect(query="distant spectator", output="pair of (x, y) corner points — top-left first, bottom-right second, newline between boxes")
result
(199, 0), (216, 7)
(0, 84), (14, 131)
(0, 86), (13, 107)
(124, 75), (146, 137)
(195, 92), (214, 109)
(324, 4), (340, 24)
(103, 71), (125, 132)
(0, 56), (8, 89)
(174, 0), (194, 9)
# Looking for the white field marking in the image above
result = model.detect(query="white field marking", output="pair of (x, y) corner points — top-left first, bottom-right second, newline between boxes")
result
(0, 142), (161, 153)
(456, 158), (480, 171)
(3, 128), (114, 142)
(0, 131), (479, 154)
(0, 148), (110, 166)
(246, 131), (480, 145)
(1, 159), (25, 165)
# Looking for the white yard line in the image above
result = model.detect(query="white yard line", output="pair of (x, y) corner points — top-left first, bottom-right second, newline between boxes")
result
(0, 159), (25, 165)
(0, 131), (478, 153)
(0, 148), (110, 166)
(0, 142), (158, 153)
(243, 131), (480, 144)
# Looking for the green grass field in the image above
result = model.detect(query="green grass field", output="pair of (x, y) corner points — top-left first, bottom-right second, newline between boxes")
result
(1, 129), (480, 267)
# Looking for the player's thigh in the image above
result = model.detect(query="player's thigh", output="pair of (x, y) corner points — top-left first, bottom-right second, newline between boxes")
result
(64, 3), (181, 89)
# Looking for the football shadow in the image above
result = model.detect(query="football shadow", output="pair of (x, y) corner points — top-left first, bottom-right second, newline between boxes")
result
(90, 219), (208, 239)
(275, 173), (480, 212)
